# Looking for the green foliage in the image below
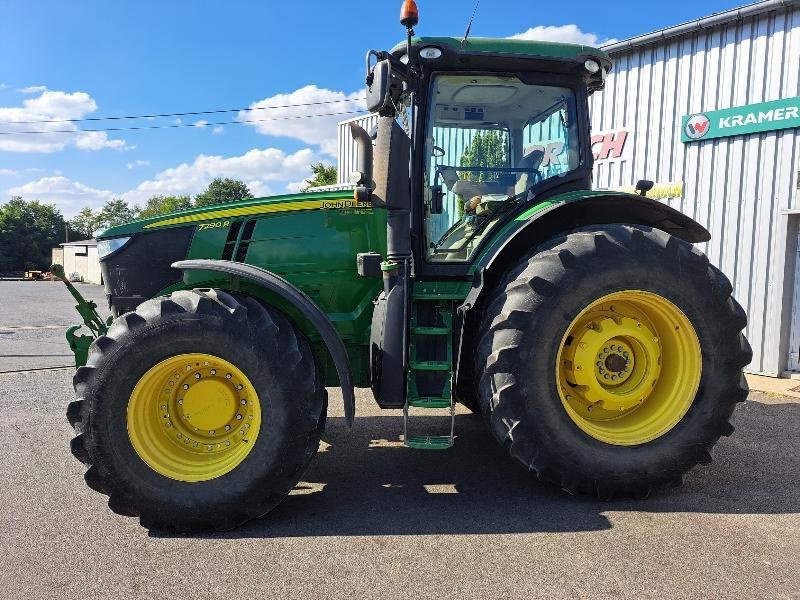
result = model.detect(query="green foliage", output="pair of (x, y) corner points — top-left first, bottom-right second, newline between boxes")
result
(69, 207), (103, 239)
(97, 198), (137, 229)
(194, 178), (253, 207)
(0, 196), (67, 271)
(302, 163), (338, 190)
(459, 130), (508, 182)
(136, 195), (192, 219)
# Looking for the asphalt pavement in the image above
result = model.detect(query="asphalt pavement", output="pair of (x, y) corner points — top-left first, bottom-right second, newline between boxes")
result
(0, 281), (797, 599)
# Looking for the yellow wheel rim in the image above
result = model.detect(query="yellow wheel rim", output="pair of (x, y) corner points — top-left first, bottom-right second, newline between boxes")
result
(556, 291), (701, 446)
(127, 353), (261, 482)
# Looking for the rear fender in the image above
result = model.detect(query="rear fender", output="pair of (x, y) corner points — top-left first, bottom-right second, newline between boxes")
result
(172, 259), (355, 426)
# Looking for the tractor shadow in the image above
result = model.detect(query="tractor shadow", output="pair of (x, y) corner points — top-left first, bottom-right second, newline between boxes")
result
(156, 396), (800, 539)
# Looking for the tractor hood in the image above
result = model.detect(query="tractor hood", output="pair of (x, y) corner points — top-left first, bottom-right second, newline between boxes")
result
(97, 189), (356, 239)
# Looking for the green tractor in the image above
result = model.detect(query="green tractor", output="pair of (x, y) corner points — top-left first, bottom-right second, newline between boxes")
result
(60, 2), (750, 531)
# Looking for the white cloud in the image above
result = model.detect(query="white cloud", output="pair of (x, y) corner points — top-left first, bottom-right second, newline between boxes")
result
(285, 180), (308, 194)
(510, 24), (617, 47)
(7, 144), (325, 217)
(239, 85), (364, 156)
(193, 120), (209, 128)
(0, 83), (8, 90)
(0, 168), (18, 176)
(7, 176), (114, 216)
(212, 125), (224, 135)
(122, 146), (323, 204)
(126, 159), (150, 170)
(0, 89), (130, 153)
(18, 85), (48, 94)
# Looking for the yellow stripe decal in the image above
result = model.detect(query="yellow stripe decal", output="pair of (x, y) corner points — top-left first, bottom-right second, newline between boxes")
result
(143, 199), (330, 229)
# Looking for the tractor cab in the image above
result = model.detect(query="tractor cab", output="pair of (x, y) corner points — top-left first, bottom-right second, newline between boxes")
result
(358, 33), (611, 272)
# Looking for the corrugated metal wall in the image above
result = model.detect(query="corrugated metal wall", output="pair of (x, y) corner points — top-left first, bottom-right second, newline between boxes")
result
(593, 3), (800, 374)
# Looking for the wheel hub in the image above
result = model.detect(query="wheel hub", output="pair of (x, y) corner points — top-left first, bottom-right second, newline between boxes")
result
(564, 315), (660, 413)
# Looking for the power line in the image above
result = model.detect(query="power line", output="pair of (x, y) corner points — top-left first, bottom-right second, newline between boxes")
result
(0, 97), (367, 126)
(0, 109), (367, 136)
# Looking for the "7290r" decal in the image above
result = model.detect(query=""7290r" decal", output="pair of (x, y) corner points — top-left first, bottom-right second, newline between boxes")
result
(197, 220), (231, 231)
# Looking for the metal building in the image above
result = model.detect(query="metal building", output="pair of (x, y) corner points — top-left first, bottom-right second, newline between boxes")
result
(595, 0), (800, 376)
(336, 0), (800, 376)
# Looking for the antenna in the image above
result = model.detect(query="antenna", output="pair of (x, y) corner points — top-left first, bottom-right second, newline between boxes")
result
(461, 0), (480, 48)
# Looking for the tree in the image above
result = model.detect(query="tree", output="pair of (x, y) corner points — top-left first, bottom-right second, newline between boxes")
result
(136, 195), (192, 219)
(0, 196), (66, 271)
(194, 178), (252, 207)
(460, 130), (508, 182)
(69, 207), (102, 239)
(97, 198), (137, 229)
(301, 163), (338, 190)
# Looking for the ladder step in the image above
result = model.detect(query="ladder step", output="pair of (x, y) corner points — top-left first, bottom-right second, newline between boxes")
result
(409, 360), (451, 371)
(405, 435), (453, 450)
(411, 326), (450, 336)
(408, 397), (451, 409)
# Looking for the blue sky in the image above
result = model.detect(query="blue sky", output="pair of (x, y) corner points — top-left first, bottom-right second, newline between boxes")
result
(0, 0), (737, 217)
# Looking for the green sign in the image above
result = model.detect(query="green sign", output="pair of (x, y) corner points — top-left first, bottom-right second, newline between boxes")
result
(681, 96), (800, 143)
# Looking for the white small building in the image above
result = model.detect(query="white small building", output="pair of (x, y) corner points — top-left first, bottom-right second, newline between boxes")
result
(56, 239), (101, 285)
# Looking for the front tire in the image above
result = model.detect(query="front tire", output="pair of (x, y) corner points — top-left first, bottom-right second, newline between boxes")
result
(475, 225), (751, 498)
(68, 289), (326, 531)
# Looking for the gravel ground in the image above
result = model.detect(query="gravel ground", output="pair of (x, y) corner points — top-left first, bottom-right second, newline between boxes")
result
(0, 281), (797, 599)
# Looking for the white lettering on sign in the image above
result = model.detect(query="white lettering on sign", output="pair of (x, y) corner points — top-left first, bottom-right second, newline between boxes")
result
(590, 129), (631, 163)
(525, 129), (631, 166)
(719, 106), (800, 129)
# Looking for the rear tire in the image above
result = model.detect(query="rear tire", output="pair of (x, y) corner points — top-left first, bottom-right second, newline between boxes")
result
(68, 289), (326, 531)
(475, 225), (751, 498)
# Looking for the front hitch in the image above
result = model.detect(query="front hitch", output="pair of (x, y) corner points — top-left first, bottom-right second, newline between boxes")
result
(51, 264), (111, 367)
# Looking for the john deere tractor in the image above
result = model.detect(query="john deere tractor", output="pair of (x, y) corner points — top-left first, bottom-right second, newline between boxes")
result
(60, 2), (751, 531)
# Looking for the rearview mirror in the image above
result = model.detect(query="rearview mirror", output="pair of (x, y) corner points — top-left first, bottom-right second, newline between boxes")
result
(366, 59), (393, 113)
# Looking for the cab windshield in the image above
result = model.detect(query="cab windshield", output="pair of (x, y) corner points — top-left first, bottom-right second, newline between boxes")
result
(423, 74), (580, 262)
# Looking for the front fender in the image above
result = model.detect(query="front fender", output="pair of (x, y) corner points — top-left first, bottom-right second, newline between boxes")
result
(172, 259), (355, 426)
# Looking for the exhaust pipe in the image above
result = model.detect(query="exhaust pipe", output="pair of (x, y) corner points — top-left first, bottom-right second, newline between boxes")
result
(349, 122), (374, 187)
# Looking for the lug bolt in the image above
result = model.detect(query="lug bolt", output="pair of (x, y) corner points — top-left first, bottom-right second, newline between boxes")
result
(225, 373), (232, 379)
(183, 384), (189, 390)
(177, 399), (183, 405)
(236, 414), (243, 420)
(194, 373), (201, 379)
(240, 399), (247, 405)
(209, 430), (215, 435)
(236, 384), (243, 390)
(225, 425), (231, 431)
(210, 369), (216, 375)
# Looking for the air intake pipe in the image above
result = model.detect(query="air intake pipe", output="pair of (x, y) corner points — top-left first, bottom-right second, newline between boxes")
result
(369, 116), (412, 407)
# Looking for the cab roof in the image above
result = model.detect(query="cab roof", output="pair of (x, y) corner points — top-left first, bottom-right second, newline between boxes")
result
(392, 36), (611, 63)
